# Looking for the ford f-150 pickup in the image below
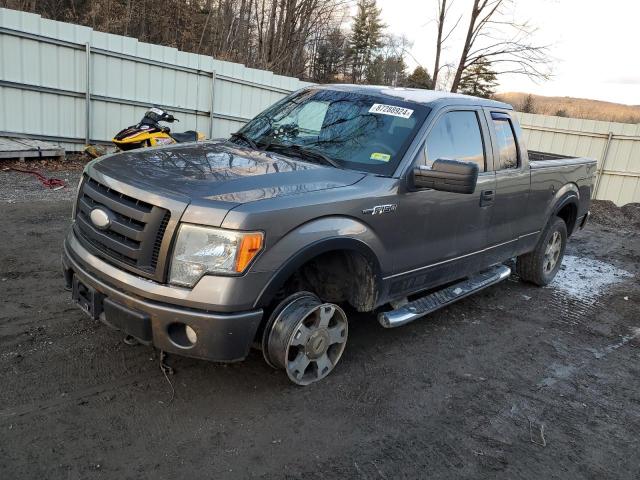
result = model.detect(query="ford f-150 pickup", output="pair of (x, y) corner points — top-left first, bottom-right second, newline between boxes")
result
(62, 85), (597, 385)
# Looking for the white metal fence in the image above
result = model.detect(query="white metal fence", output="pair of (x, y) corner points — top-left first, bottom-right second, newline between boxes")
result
(517, 112), (640, 206)
(0, 8), (311, 151)
(2, 9), (638, 206)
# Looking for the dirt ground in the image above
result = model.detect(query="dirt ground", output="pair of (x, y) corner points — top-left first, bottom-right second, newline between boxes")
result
(1, 158), (84, 203)
(1, 181), (639, 479)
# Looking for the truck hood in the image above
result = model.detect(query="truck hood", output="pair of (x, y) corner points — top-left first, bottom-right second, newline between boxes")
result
(92, 141), (366, 205)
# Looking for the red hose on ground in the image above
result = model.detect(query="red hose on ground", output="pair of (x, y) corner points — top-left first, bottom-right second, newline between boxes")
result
(3, 167), (66, 190)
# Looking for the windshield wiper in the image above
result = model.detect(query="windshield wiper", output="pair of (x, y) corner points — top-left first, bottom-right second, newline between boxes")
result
(229, 131), (258, 149)
(264, 143), (342, 169)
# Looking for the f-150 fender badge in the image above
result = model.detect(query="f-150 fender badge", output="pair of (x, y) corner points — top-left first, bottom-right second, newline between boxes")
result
(362, 204), (397, 215)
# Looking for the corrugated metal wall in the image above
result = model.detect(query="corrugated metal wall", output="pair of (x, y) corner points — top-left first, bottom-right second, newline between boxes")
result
(2, 9), (638, 205)
(0, 8), (311, 151)
(517, 113), (640, 206)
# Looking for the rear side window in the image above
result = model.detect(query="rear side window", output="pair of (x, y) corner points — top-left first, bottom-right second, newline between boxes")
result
(492, 115), (519, 169)
(424, 111), (485, 172)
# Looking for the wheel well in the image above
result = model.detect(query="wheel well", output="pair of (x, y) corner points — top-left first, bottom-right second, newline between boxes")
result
(274, 249), (378, 313)
(556, 201), (578, 235)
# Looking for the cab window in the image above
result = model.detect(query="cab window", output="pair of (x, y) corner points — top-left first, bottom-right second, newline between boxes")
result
(424, 111), (486, 172)
(491, 113), (519, 169)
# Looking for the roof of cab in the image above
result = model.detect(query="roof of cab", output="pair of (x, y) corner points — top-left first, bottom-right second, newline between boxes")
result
(313, 84), (513, 110)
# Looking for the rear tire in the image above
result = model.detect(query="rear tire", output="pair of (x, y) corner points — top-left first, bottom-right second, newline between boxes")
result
(516, 216), (567, 286)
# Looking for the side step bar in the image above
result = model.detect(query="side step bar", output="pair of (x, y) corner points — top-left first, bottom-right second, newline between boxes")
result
(378, 264), (511, 328)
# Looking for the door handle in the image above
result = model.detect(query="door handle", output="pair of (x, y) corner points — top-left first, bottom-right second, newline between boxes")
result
(480, 189), (494, 206)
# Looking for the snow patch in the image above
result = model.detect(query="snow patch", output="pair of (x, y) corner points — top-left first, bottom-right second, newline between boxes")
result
(548, 255), (633, 303)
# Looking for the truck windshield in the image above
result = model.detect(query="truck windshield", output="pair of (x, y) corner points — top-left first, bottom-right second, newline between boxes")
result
(236, 88), (429, 175)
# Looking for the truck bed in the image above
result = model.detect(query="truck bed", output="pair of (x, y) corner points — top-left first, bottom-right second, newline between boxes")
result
(527, 153), (597, 234)
(529, 153), (596, 170)
(528, 150), (575, 161)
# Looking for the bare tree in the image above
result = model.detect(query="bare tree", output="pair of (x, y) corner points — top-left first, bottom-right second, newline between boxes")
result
(432, 0), (461, 90)
(0, 0), (400, 83)
(449, 0), (550, 93)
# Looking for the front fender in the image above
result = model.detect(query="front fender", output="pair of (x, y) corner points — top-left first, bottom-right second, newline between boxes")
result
(251, 216), (387, 308)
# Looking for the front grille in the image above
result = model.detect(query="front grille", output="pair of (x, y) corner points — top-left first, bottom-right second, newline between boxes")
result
(151, 210), (171, 267)
(74, 175), (171, 279)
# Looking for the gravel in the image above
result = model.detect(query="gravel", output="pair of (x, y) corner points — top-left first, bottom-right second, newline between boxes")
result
(0, 169), (82, 203)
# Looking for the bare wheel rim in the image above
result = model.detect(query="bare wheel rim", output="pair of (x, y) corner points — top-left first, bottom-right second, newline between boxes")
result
(286, 304), (348, 385)
(543, 230), (562, 273)
(267, 294), (348, 386)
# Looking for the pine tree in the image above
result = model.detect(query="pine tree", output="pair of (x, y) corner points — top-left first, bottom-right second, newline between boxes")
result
(366, 55), (385, 84)
(366, 54), (407, 85)
(384, 55), (407, 86)
(314, 28), (347, 83)
(458, 57), (498, 98)
(521, 94), (537, 113)
(349, 0), (385, 83)
(406, 66), (433, 89)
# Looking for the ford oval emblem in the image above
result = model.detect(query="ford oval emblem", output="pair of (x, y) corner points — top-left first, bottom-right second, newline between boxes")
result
(90, 208), (112, 230)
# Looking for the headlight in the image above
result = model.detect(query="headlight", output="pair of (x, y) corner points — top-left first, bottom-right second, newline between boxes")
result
(169, 224), (264, 287)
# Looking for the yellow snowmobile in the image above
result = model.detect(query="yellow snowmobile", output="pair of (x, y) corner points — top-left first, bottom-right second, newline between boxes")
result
(112, 107), (205, 151)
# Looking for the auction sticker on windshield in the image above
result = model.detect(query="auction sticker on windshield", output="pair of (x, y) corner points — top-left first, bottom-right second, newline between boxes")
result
(369, 104), (414, 119)
(370, 152), (391, 162)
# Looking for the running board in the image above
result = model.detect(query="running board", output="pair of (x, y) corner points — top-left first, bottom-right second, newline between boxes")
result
(378, 264), (512, 328)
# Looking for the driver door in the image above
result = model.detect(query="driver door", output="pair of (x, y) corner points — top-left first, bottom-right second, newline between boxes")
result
(388, 108), (496, 297)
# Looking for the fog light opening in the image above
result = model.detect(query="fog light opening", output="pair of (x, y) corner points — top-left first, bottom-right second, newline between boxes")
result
(167, 322), (197, 348)
(185, 325), (198, 344)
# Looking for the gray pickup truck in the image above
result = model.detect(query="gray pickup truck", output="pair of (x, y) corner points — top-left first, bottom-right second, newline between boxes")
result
(62, 85), (596, 385)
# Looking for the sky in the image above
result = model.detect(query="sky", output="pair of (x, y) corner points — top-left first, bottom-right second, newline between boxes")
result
(371, 0), (640, 105)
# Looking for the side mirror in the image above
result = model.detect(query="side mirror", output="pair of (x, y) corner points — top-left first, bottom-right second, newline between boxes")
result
(411, 159), (479, 194)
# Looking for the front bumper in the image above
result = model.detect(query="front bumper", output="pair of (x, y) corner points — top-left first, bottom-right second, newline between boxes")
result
(62, 234), (263, 363)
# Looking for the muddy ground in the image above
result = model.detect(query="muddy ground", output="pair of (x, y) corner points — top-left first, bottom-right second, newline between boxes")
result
(1, 191), (639, 479)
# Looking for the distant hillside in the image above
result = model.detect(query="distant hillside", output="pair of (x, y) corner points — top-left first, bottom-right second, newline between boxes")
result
(493, 92), (640, 124)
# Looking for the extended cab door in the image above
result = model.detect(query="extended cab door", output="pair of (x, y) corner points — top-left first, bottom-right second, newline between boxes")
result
(482, 110), (531, 262)
(387, 108), (496, 297)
